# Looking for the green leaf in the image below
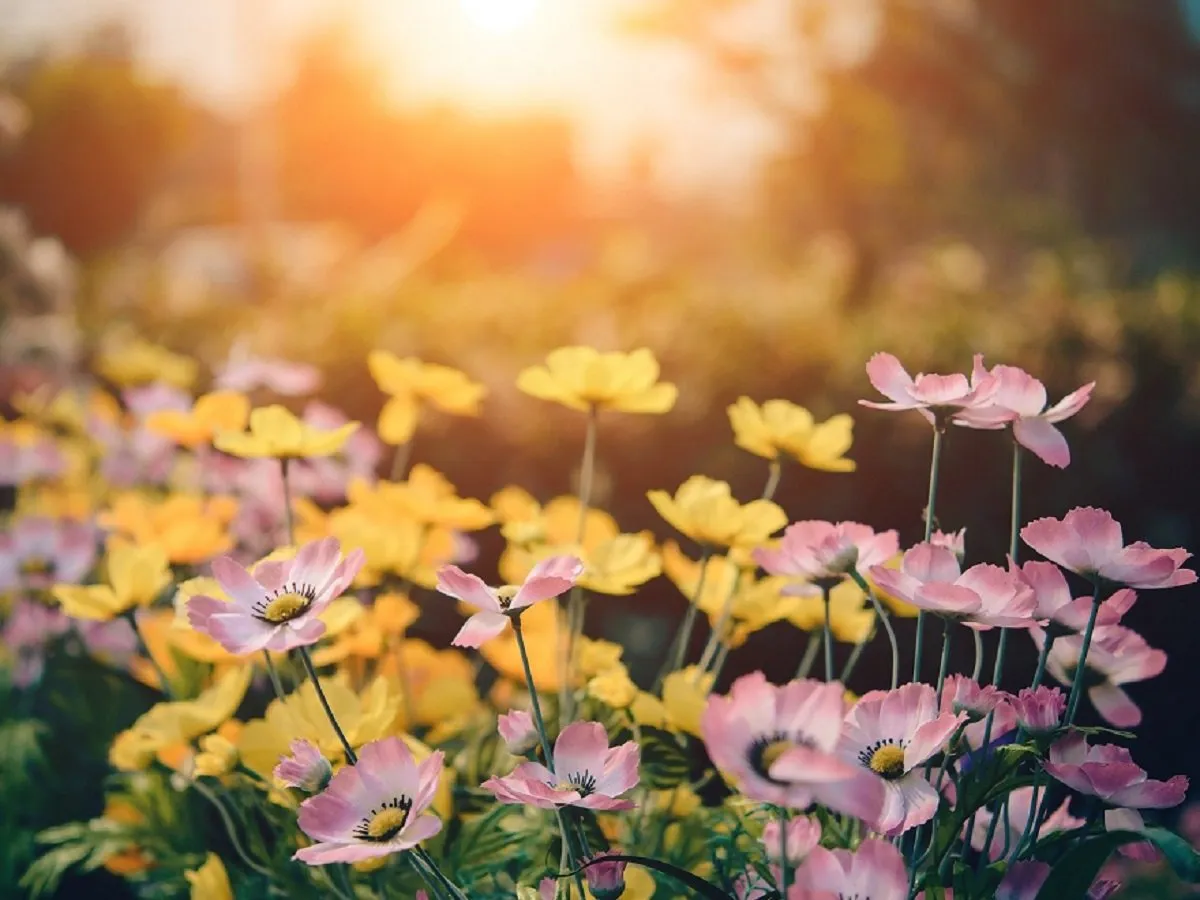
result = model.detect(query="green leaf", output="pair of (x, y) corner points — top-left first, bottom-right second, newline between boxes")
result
(639, 727), (691, 789)
(1035, 829), (1200, 900)
(574, 854), (739, 900)
(1141, 827), (1200, 882)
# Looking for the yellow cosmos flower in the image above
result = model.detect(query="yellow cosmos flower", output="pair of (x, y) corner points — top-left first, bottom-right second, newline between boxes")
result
(727, 398), (856, 472)
(328, 506), (456, 589)
(493, 490), (617, 548)
(588, 665), (638, 708)
(517, 346), (677, 414)
(185, 854), (233, 900)
(396, 638), (481, 730)
(783, 578), (877, 644)
(100, 493), (237, 565)
(661, 542), (793, 641)
(54, 541), (171, 621)
(661, 668), (712, 737)
(99, 799), (153, 876)
(480, 601), (567, 691)
(367, 350), (486, 445)
(12, 385), (97, 434)
(214, 404), (358, 459)
(96, 338), (197, 389)
(352, 466), (494, 531)
(193, 731), (240, 778)
(145, 391), (251, 448)
(575, 637), (625, 678)
(648, 476), (786, 548)
(503, 531), (661, 597)
(375, 592), (420, 634)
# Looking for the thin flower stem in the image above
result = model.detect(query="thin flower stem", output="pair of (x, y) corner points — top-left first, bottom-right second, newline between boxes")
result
(297, 646), (357, 764)
(934, 619), (953, 706)
(658, 547), (712, 689)
(762, 458), (782, 502)
(778, 806), (790, 897)
(838, 631), (869, 686)
(409, 850), (450, 900)
(971, 628), (985, 682)
(511, 616), (556, 769)
(991, 444), (1023, 693)
(990, 630), (1010, 687)
(414, 847), (469, 900)
(710, 641), (732, 681)
(697, 569), (744, 673)
(794, 633), (822, 680)
(850, 570), (899, 690)
(1013, 770), (1044, 859)
(1031, 634), (1054, 689)
(279, 458), (295, 547)
(555, 809), (589, 898)
(125, 610), (173, 699)
(822, 585), (835, 682)
(191, 779), (275, 878)
(261, 649), (287, 704)
(390, 437), (414, 481)
(913, 424), (946, 683)
(561, 409), (598, 723)
(1065, 584), (1104, 724)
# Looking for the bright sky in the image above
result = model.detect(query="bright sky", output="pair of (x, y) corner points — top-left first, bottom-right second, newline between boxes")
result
(0, 0), (816, 197)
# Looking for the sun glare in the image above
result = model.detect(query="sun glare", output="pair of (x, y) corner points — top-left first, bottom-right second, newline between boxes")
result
(458, 0), (539, 35)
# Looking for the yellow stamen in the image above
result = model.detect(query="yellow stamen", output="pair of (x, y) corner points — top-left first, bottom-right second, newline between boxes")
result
(20, 558), (50, 576)
(364, 807), (408, 841)
(868, 744), (906, 779)
(495, 585), (519, 609)
(260, 592), (310, 623)
(761, 739), (794, 772)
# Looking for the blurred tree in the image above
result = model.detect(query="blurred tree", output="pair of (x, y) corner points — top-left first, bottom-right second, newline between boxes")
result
(0, 23), (194, 257)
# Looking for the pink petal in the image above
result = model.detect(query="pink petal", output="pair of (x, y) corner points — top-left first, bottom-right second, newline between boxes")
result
(769, 746), (863, 785)
(451, 611), (509, 648)
(554, 722), (610, 781)
(890, 773), (940, 835)
(1021, 516), (1092, 575)
(295, 841), (395, 865)
(865, 353), (916, 403)
(904, 712), (966, 769)
(211, 555), (266, 609)
(1014, 417), (1071, 468)
(355, 737), (419, 801)
(207, 611), (276, 654)
(596, 741), (641, 798)
(903, 544), (961, 584)
(1088, 684), (1141, 728)
(991, 366), (1048, 418)
(912, 583), (983, 616)
(267, 617), (325, 651)
(436, 566), (500, 613)
(577, 795), (637, 811)
(909, 373), (971, 406)
(1109, 775), (1189, 810)
(1042, 382), (1095, 424)
(396, 813), (444, 848)
(187, 594), (229, 633)
(513, 554), (583, 609)
(1062, 508), (1124, 568)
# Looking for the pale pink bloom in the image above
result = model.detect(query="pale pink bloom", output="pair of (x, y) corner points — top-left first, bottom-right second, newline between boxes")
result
(1105, 807), (1160, 862)
(295, 737), (444, 865)
(215, 354), (321, 396)
(286, 402), (384, 505)
(701, 673), (881, 817)
(869, 544), (1034, 626)
(962, 700), (1018, 752)
(123, 383), (191, 418)
(536, 879), (556, 900)
(435, 556), (583, 648)
(956, 358), (1094, 468)
(930, 528), (966, 560)
(1011, 686), (1066, 735)
(0, 516), (95, 595)
(481, 721), (639, 811)
(837, 684), (966, 836)
(761, 816), (822, 866)
(1021, 507), (1196, 589)
(939, 675), (1009, 721)
(188, 538), (364, 655)
(582, 851), (628, 900)
(789, 838), (908, 900)
(970, 785), (1084, 861)
(497, 709), (538, 756)
(3, 601), (70, 687)
(1044, 733), (1188, 809)
(1088, 881), (1121, 900)
(754, 521), (899, 594)
(1013, 560), (1133, 635)
(1037, 624), (1165, 727)
(275, 739), (333, 792)
(0, 434), (63, 485)
(95, 422), (175, 488)
(996, 861), (1051, 900)
(859, 352), (997, 424)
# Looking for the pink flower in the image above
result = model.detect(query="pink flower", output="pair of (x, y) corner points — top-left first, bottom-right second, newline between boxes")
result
(997, 861), (1051, 900)
(962, 700), (1018, 753)
(868, 544), (1035, 627)
(275, 739), (333, 792)
(0, 516), (95, 595)
(295, 737), (444, 865)
(789, 838), (908, 900)
(3, 600), (70, 687)
(583, 851), (628, 900)
(215, 352), (321, 396)
(1105, 808), (1161, 862)
(435, 556), (583, 648)
(859, 353), (997, 425)
(931, 528), (966, 560)
(761, 816), (822, 866)
(734, 871), (776, 900)
(1044, 733), (1188, 809)
(956, 358), (1094, 468)
(970, 786), (1084, 861)
(1011, 686), (1066, 735)
(939, 675), (1009, 721)
(187, 537), (364, 655)
(1037, 625), (1165, 727)
(498, 709), (538, 756)
(754, 521), (899, 594)
(701, 673), (882, 819)
(1012, 561), (1132, 635)
(1021, 507), (1196, 589)
(837, 684), (966, 836)
(481, 721), (639, 811)
(0, 433), (63, 486)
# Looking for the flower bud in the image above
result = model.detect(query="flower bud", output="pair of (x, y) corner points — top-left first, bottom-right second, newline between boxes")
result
(498, 709), (538, 756)
(274, 739), (332, 792)
(584, 852), (628, 900)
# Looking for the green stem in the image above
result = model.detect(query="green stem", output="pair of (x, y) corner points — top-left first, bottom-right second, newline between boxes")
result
(991, 629), (1010, 687)
(390, 436), (413, 481)
(409, 849), (450, 900)
(125, 611), (173, 699)
(934, 619), (953, 706)
(279, 457), (295, 546)
(191, 780), (274, 878)
(778, 806), (790, 896)
(762, 458), (782, 502)
(794, 631), (822, 679)
(971, 628), (984, 682)
(697, 569), (744, 672)
(851, 569), (899, 690)
(710, 641), (732, 681)
(261, 649), (287, 705)
(1031, 634), (1054, 689)
(555, 809), (589, 898)
(838, 630), (870, 686)
(1013, 771), (1044, 859)
(913, 423), (945, 683)
(560, 409), (598, 723)
(297, 646), (357, 764)
(415, 847), (469, 900)
(822, 585), (835, 682)
(658, 548), (712, 689)
(1065, 585), (1103, 724)
(1009, 443), (1023, 560)
(511, 616), (556, 769)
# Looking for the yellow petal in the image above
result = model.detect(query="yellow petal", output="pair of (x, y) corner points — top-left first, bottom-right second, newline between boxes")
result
(378, 395), (419, 445)
(516, 365), (589, 412)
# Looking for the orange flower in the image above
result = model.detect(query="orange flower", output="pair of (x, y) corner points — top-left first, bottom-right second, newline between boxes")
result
(145, 391), (250, 448)
(100, 493), (237, 566)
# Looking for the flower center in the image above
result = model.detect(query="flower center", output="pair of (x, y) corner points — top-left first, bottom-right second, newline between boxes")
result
(1063, 663), (1107, 690)
(858, 739), (907, 780)
(747, 731), (808, 783)
(495, 584), (519, 611)
(253, 585), (317, 623)
(20, 557), (52, 577)
(354, 797), (412, 842)
(556, 771), (597, 797)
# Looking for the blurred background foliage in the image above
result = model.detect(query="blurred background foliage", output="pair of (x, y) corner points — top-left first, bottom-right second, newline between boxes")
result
(3, 2), (1200, 895)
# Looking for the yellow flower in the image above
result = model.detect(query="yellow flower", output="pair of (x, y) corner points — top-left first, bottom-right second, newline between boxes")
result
(193, 732), (240, 778)
(328, 505), (457, 589)
(650, 786), (701, 817)
(237, 675), (400, 775)
(661, 542), (792, 640)
(648, 476), (786, 548)
(631, 692), (667, 729)
(185, 853), (233, 900)
(588, 665), (638, 708)
(397, 639), (482, 729)
(783, 578), (877, 644)
(661, 668), (712, 737)
(375, 592), (420, 634)
(575, 638), (625, 678)
(97, 338), (197, 389)
(367, 350), (485, 445)
(100, 494), (236, 565)
(100, 798), (154, 876)
(12, 385), (93, 434)
(494, 491), (616, 549)
(481, 601), (566, 691)
(353, 466), (494, 530)
(214, 404), (358, 459)
(145, 391), (251, 448)
(517, 346), (677, 414)
(727, 398), (856, 472)
(54, 541), (171, 621)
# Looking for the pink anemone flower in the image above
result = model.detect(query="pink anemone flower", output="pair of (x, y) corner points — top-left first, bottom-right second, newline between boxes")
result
(481, 721), (639, 811)
(789, 838), (908, 900)
(1036, 624), (1165, 728)
(1012, 560), (1134, 636)
(295, 737), (444, 865)
(1010, 686), (1066, 735)
(969, 785), (1084, 862)
(1021, 507), (1196, 589)
(187, 537), (364, 654)
(761, 816), (822, 866)
(275, 739), (333, 792)
(859, 353), (997, 424)
(0, 516), (95, 595)
(956, 358), (1094, 468)
(435, 556), (582, 648)
(1044, 733), (1188, 809)
(754, 521), (899, 593)
(837, 683), (966, 836)
(939, 675), (1009, 721)
(701, 673), (883, 820)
